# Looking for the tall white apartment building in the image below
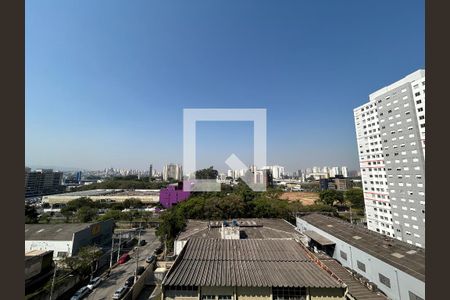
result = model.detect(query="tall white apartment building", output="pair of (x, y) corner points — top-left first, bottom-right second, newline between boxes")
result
(341, 166), (348, 178)
(262, 165), (285, 179)
(353, 69), (426, 248)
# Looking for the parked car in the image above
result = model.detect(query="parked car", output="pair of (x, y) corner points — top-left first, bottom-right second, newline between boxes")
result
(70, 286), (90, 300)
(139, 239), (146, 246)
(145, 255), (156, 264)
(136, 266), (145, 275)
(118, 253), (130, 264)
(87, 277), (102, 290)
(125, 275), (135, 287)
(112, 286), (129, 299)
(154, 245), (163, 255)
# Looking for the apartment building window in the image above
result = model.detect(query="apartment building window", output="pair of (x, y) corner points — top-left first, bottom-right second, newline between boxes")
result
(357, 261), (366, 272)
(273, 287), (306, 300)
(379, 273), (391, 288)
(408, 291), (424, 300)
(202, 296), (215, 300)
(415, 92), (421, 96)
(218, 296), (232, 300)
(416, 100), (422, 104)
(340, 251), (347, 261)
(418, 108), (424, 112)
(57, 251), (68, 258)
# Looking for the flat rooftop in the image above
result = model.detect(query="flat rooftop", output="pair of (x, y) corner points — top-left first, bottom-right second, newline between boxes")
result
(163, 238), (343, 289)
(25, 223), (94, 241)
(177, 218), (302, 241)
(299, 214), (425, 282)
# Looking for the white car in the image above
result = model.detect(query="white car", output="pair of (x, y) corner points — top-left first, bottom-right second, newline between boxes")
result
(70, 286), (90, 300)
(87, 277), (102, 290)
(112, 286), (129, 299)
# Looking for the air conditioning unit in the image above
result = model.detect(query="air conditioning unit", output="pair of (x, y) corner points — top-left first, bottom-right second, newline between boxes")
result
(366, 282), (378, 292)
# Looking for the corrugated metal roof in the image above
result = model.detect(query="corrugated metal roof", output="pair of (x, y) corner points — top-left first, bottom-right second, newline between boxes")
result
(177, 219), (302, 241)
(299, 214), (425, 282)
(303, 230), (336, 246)
(25, 223), (91, 241)
(163, 239), (343, 288)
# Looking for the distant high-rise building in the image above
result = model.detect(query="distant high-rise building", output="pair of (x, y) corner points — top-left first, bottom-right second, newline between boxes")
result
(25, 168), (63, 198)
(75, 171), (82, 183)
(329, 167), (339, 178)
(149, 164), (153, 181)
(354, 69), (426, 248)
(163, 164), (182, 181)
(341, 166), (348, 178)
(261, 165), (285, 179)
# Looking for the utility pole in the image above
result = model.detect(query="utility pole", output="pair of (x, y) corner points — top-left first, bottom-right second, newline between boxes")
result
(164, 234), (167, 260)
(134, 223), (142, 284)
(116, 233), (122, 262)
(49, 261), (58, 300)
(109, 234), (115, 268)
(349, 205), (353, 224)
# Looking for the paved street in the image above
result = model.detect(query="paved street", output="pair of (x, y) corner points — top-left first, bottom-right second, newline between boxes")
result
(86, 229), (161, 300)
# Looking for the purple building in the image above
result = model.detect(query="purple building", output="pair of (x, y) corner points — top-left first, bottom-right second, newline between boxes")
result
(159, 182), (191, 208)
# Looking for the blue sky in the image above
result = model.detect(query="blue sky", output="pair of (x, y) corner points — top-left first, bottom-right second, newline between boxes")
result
(25, 0), (424, 172)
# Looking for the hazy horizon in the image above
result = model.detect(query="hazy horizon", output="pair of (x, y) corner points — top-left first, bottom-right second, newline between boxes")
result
(26, 1), (424, 173)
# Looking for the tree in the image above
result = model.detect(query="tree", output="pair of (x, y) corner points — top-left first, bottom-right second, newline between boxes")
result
(156, 209), (186, 250)
(25, 204), (38, 223)
(195, 166), (219, 180)
(61, 245), (102, 279)
(318, 190), (344, 206)
(76, 206), (98, 222)
(97, 209), (123, 221)
(39, 212), (52, 224)
(79, 246), (103, 280)
(123, 198), (144, 208)
(66, 197), (96, 211)
(344, 188), (364, 209)
(61, 206), (74, 223)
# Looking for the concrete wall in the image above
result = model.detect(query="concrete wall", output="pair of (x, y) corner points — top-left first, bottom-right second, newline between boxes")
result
(164, 289), (198, 300)
(164, 286), (345, 300)
(296, 217), (425, 300)
(131, 261), (156, 300)
(236, 287), (271, 300)
(174, 240), (187, 255)
(25, 240), (73, 259)
(25, 251), (53, 280)
(72, 219), (114, 254)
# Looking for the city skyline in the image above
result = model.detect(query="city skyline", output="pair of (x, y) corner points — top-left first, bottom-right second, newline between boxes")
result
(26, 1), (424, 172)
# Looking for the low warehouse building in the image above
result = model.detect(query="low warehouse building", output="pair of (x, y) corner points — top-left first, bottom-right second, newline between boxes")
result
(162, 238), (348, 300)
(42, 189), (160, 204)
(25, 219), (114, 259)
(296, 214), (425, 300)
